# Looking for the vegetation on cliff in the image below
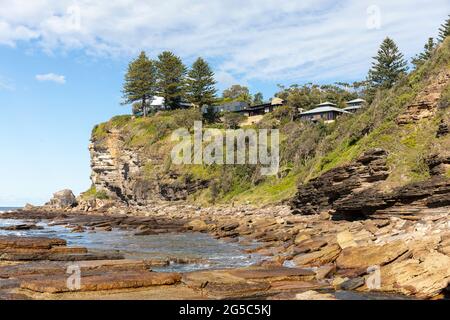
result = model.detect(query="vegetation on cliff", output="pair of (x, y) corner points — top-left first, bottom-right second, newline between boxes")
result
(91, 36), (450, 206)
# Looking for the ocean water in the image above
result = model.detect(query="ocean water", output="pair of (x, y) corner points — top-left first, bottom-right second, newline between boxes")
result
(0, 217), (264, 272)
(0, 207), (21, 213)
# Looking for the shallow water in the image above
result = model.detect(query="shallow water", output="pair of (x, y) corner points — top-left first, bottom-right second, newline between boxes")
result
(0, 218), (264, 272)
(0, 207), (21, 213)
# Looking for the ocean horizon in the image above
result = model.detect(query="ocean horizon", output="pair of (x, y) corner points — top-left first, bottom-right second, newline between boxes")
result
(0, 207), (21, 212)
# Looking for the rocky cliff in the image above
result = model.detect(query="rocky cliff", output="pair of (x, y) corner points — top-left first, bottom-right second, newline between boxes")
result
(89, 119), (210, 205)
(87, 38), (450, 212)
(291, 39), (450, 218)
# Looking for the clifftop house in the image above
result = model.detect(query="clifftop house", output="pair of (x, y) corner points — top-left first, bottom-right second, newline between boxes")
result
(135, 96), (194, 115)
(299, 101), (350, 123)
(343, 98), (366, 113)
(201, 101), (248, 114)
(299, 98), (367, 123)
(202, 97), (285, 116)
(237, 97), (285, 116)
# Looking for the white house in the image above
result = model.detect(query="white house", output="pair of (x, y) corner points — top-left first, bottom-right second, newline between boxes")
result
(344, 98), (366, 113)
(300, 101), (350, 123)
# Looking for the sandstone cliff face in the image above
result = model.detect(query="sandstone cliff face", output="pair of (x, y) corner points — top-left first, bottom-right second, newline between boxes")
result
(290, 149), (391, 216)
(396, 69), (450, 125)
(291, 148), (450, 218)
(90, 128), (142, 203)
(89, 128), (208, 205)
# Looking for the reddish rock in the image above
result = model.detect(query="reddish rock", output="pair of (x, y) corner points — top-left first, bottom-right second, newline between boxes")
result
(21, 271), (181, 293)
(0, 236), (66, 250)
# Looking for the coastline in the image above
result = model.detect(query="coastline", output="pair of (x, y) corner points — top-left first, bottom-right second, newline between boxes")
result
(0, 202), (448, 300)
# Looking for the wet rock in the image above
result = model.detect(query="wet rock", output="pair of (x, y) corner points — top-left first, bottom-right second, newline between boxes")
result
(185, 219), (208, 232)
(0, 224), (43, 231)
(21, 271), (181, 293)
(0, 290), (30, 300)
(0, 259), (154, 278)
(70, 225), (85, 233)
(0, 236), (66, 250)
(0, 250), (124, 262)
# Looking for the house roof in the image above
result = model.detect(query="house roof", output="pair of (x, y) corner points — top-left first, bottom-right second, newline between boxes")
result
(346, 98), (366, 104)
(300, 106), (350, 115)
(271, 97), (284, 105)
(317, 101), (337, 107)
(344, 105), (363, 111)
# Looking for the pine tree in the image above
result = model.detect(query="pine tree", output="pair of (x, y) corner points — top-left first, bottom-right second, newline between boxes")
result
(411, 38), (436, 68)
(368, 37), (408, 91)
(186, 57), (217, 108)
(121, 51), (157, 117)
(155, 51), (187, 110)
(438, 15), (450, 42)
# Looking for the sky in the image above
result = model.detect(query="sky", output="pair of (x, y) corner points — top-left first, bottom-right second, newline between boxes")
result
(0, 0), (449, 206)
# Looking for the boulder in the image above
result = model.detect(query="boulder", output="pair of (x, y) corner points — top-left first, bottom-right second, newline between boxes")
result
(46, 189), (78, 209)
(185, 219), (208, 232)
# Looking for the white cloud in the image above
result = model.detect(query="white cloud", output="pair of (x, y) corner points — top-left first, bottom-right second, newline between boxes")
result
(0, 76), (14, 91)
(35, 73), (66, 84)
(1, 0), (449, 85)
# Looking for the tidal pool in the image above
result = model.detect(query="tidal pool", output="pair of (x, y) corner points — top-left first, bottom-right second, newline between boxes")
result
(0, 218), (265, 272)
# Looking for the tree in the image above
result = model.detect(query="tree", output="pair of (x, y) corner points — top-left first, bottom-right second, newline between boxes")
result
(156, 51), (187, 110)
(203, 105), (220, 124)
(411, 38), (436, 68)
(253, 92), (264, 105)
(438, 15), (450, 42)
(223, 112), (245, 129)
(367, 37), (408, 91)
(222, 85), (252, 104)
(186, 57), (217, 108)
(275, 83), (358, 111)
(121, 51), (157, 117)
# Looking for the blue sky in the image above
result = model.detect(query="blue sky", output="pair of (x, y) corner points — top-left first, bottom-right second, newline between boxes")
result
(0, 0), (449, 206)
